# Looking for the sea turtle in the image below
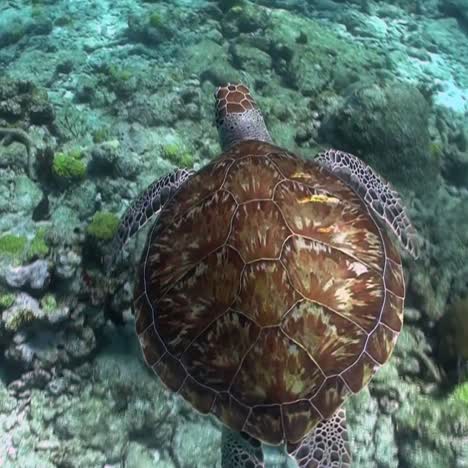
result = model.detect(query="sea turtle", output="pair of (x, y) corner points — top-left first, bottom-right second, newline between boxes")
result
(110, 83), (418, 467)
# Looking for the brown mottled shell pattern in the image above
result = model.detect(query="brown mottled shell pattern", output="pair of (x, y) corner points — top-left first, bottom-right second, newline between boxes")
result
(133, 141), (405, 445)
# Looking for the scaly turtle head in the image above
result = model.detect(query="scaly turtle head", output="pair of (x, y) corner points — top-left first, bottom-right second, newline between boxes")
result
(215, 83), (272, 151)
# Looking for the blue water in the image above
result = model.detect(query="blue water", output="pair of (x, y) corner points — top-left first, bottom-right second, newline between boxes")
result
(0, 1), (467, 467)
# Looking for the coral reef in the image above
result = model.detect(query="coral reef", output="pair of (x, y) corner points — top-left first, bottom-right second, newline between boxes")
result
(0, 0), (467, 466)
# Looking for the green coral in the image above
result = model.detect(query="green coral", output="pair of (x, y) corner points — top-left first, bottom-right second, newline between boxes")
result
(0, 234), (27, 258)
(31, 6), (44, 18)
(0, 293), (15, 311)
(451, 382), (468, 404)
(218, 0), (245, 12)
(149, 12), (163, 28)
(40, 294), (57, 313)
(92, 127), (110, 144)
(87, 211), (119, 241)
(162, 143), (193, 168)
(104, 65), (135, 99)
(0, 230), (49, 263)
(429, 142), (443, 161)
(28, 228), (49, 259)
(107, 65), (131, 83)
(52, 149), (86, 181)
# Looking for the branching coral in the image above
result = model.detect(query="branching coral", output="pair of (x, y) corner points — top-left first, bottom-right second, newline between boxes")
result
(56, 103), (91, 140)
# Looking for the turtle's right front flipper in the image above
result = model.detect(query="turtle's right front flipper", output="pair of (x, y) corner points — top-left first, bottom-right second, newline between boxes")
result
(106, 168), (194, 271)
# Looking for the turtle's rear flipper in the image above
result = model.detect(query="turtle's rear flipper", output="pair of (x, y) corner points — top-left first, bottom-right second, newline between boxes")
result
(106, 168), (194, 272)
(221, 429), (265, 468)
(316, 149), (420, 259)
(287, 407), (351, 468)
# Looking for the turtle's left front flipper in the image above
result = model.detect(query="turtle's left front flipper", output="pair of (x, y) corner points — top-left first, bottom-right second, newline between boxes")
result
(316, 149), (419, 259)
(106, 168), (194, 271)
(287, 407), (351, 468)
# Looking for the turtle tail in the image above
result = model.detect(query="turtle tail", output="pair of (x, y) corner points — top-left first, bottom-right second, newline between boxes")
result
(214, 83), (272, 151)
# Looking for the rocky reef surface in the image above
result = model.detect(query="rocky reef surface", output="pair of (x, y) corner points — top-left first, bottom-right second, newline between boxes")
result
(0, 0), (467, 467)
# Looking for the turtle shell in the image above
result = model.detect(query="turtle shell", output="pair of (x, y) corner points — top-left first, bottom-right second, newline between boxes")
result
(133, 140), (405, 445)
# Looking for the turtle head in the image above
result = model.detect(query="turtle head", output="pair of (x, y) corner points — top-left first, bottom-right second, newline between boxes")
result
(215, 83), (272, 151)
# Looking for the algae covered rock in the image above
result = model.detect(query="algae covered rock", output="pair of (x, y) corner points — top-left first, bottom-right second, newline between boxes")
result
(0, 228), (49, 266)
(265, 8), (385, 96)
(320, 80), (436, 193)
(86, 211), (119, 242)
(0, 233), (27, 260)
(51, 149), (87, 185)
(0, 78), (54, 128)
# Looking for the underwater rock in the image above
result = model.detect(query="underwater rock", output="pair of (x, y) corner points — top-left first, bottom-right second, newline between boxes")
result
(346, 388), (378, 466)
(0, 175), (44, 233)
(127, 10), (175, 46)
(49, 206), (80, 246)
(220, 1), (270, 37)
(128, 92), (180, 127)
(395, 390), (468, 467)
(442, 0), (468, 26)
(8, 368), (52, 394)
(4, 259), (50, 291)
(89, 140), (120, 176)
(263, 9), (385, 97)
(438, 296), (468, 363)
(125, 442), (173, 468)
(320, 80), (436, 193)
(0, 292), (41, 333)
(444, 148), (468, 186)
(12, 175), (43, 213)
(0, 78), (54, 129)
(54, 247), (81, 280)
(173, 420), (221, 468)
(231, 43), (273, 77)
(373, 414), (398, 467)
(0, 289), (99, 377)
(183, 40), (241, 85)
